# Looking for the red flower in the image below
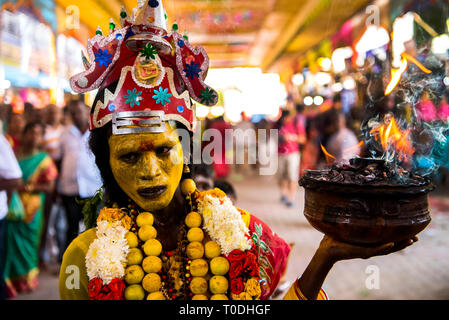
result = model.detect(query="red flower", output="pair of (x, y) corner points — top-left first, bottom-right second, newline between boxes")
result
(230, 277), (244, 295)
(244, 252), (259, 277)
(107, 278), (125, 300)
(227, 249), (245, 263)
(229, 260), (244, 279)
(88, 278), (103, 299)
(101, 292), (116, 300)
(88, 277), (125, 300)
(96, 292), (106, 300)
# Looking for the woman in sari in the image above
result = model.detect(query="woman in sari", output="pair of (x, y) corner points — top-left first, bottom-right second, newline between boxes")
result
(3, 122), (58, 298)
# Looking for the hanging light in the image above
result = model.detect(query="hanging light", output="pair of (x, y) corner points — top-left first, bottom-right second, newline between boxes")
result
(196, 105), (210, 119)
(343, 77), (356, 90)
(332, 83), (343, 92)
(210, 106), (225, 117)
(431, 34), (449, 55)
(304, 96), (313, 106)
(331, 47), (353, 73)
(317, 57), (332, 72)
(313, 96), (324, 105)
(314, 72), (332, 86)
(292, 73), (304, 86)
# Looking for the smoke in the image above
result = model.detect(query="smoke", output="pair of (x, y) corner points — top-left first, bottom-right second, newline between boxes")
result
(361, 52), (448, 177)
(413, 122), (449, 176)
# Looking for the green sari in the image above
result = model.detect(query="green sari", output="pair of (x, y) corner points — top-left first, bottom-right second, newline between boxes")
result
(2, 152), (57, 298)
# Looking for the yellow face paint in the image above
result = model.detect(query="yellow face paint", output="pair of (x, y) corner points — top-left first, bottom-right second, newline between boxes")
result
(108, 123), (184, 212)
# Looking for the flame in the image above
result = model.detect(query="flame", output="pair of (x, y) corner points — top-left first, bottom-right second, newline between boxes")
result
(385, 57), (408, 95)
(385, 53), (432, 95)
(402, 52), (432, 74)
(320, 144), (336, 165)
(369, 116), (414, 161)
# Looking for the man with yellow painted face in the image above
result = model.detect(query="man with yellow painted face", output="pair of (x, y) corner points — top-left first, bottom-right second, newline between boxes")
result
(59, 1), (417, 301)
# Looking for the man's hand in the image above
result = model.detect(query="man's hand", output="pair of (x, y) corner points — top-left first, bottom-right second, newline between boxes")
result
(318, 235), (418, 263)
(294, 235), (417, 300)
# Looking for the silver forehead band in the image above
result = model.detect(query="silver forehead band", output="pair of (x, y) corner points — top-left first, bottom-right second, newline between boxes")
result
(112, 111), (165, 135)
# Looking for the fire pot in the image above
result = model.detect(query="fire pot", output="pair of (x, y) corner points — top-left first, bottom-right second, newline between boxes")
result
(299, 171), (433, 245)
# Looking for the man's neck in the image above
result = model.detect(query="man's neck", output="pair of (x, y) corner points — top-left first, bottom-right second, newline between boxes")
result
(152, 187), (186, 250)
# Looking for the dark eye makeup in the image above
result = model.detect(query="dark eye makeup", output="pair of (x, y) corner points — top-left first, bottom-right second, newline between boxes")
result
(155, 146), (172, 155)
(118, 145), (173, 163)
(119, 152), (140, 163)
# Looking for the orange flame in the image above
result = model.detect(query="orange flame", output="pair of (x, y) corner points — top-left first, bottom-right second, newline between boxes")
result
(385, 57), (408, 95)
(402, 52), (432, 74)
(320, 144), (336, 165)
(385, 53), (432, 95)
(369, 116), (414, 161)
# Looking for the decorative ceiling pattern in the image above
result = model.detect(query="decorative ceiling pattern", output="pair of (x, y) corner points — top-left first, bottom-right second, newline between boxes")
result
(54, 0), (371, 72)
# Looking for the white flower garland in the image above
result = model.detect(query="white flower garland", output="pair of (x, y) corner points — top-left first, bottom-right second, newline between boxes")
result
(197, 193), (252, 255)
(85, 220), (130, 284)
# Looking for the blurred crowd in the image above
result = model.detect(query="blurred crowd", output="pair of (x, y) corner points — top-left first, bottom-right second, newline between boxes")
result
(0, 100), (102, 299)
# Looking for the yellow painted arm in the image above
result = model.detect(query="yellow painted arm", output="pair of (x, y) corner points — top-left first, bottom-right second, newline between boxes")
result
(59, 228), (96, 300)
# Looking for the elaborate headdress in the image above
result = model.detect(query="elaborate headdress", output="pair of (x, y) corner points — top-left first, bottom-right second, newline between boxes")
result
(70, 0), (218, 134)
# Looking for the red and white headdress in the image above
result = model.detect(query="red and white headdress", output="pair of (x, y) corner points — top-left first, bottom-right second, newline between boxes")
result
(70, 0), (218, 134)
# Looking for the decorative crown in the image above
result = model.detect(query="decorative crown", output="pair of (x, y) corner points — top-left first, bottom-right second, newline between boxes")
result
(70, 0), (218, 133)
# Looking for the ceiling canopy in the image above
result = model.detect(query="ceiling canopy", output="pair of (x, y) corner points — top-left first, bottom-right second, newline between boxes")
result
(54, 0), (371, 72)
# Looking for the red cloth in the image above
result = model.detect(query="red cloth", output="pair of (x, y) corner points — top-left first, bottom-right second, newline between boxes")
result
(278, 116), (305, 155)
(248, 215), (291, 300)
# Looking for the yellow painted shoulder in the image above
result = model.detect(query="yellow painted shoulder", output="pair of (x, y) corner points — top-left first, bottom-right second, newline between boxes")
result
(59, 228), (96, 300)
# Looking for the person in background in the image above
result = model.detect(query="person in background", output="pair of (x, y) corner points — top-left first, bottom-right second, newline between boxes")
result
(43, 104), (64, 165)
(332, 92), (343, 111)
(2, 122), (57, 298)
(0, 104), (12, 134)
(437, 92), (449, 122)
(300, 118), (320, 176)
(23, 102), (35, 124)
(314, 95), (341, 167)
(62, 105), (73, 126)
(294, 103), (306, 144)
(56, 100), (91, 256)
(214, 179), (237, 204)
(233, 112), (257, 176)
(416, 90), (437, 122)
(207, 115), (232, 179)
(277, 109), (305, 207)
(192, 164), (215, 192)
(5, 111), (25, 151)
(325, 112), (361, 164)
(40, 104), (65, 270)
(76, 122), (102, 200)
(0, 128), (22, 300)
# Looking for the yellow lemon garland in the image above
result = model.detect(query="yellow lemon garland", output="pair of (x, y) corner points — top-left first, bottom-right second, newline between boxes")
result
(91, 180), (261, 300)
